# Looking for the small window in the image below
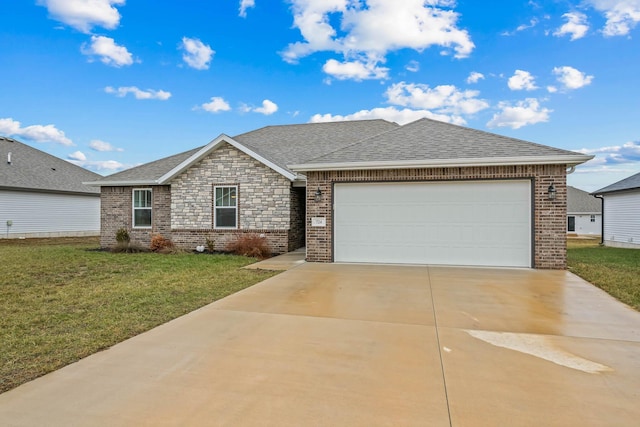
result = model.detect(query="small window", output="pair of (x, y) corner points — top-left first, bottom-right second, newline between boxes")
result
(590, 215), (596, 222)
(214, 186), (237, 229)
(133, 189), (152, 228)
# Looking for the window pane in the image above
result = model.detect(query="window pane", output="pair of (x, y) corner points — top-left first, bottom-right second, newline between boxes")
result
(134, 209), (152, 227)
(215, 187), (237, 207)
(216, 208), (236, 228)
(134, 190), (151, 207)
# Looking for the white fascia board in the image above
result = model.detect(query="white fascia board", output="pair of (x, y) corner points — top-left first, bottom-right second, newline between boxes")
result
(157, 134), (297, 183)
(289, 154), (595, 172)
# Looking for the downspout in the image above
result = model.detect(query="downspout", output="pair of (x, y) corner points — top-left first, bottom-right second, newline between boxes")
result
(594, 194), (604, 245)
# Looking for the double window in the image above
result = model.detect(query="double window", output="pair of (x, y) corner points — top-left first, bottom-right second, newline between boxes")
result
(214, 186), (237, 229)
(133, 189), (152, 228)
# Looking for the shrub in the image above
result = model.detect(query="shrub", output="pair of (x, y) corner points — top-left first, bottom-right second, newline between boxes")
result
(115, 228), (130, 244)
(225, 234), (271, 259)
(150, 234), (174, 253)
(206, 237), (215, 253)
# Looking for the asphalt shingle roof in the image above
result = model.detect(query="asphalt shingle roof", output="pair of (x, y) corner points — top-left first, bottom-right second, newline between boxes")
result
(99, 147), (202, 183)
(0, 137), (100, 194)
(592, 171), (640, 194)
(93, 118), (589, 184)
(96, 120), (399, 183)
(300, 118), (583, 164)
(567, 186), (601, 213)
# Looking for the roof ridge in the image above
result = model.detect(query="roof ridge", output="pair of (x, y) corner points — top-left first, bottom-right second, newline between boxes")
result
(233, 119), (397, 139)
(409, 117), (579, 155)
(291, 121), (402, 164)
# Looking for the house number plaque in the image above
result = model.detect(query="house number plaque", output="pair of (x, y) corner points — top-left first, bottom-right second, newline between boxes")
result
(311, 217), (326, 227)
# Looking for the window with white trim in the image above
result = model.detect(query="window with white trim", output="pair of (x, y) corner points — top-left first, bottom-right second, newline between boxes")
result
(133, 189), (152, 228)
(214, 186), (237, 229)
(590, 215), (596, 222)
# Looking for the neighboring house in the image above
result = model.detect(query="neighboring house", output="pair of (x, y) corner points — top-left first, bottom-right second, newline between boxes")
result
(591, 171), (640, 249)
(87, 118), (591, 269)
(567, 186), (602, 235)
(0, 136), (101, 238)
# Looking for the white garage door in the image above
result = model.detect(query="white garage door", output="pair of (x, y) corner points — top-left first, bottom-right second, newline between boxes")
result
(334, 180), (531, 267)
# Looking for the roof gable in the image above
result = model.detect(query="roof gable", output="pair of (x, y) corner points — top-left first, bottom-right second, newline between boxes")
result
(290, 118), (593, 170)
(0, 137), (100, 194)
(567, 186), (601, 213)
(592, 171), (640, 195)
(89, 119), (399, 186)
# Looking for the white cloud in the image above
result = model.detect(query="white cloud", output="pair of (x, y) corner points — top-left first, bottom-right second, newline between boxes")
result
(81, 35), (134, 67)
(487, 98), (552, 129)
(68, 158), (127, 172)
(282, 0), (473, 80)
(405, 60), (420, 72)
(508, 70), (538, 91)
(311, 79), (489, 126)
(253, 99), (279, 115)
(310, 107), (467, 126)
(239, 0), (255, 17)
(385, 82), (489, 116)
(587, 0), (640, 36)
(577, 140), (640, 164)
(547, 85), (558, 93)
(68, 150), (86, 161)
(0, 117), (73, 146)
(322, 58), (389, 81)
(180, 37), (214, 70)
(38, 0), (124, 33)
(501, 18), (539, 36)
(200, 97), (231, 113)
(466, 71), (485, 84)
(554, 12), (589, 40)
(89, 139), (123, 152)
(104, 86), (171, 100)
(552, 66), (594, 90)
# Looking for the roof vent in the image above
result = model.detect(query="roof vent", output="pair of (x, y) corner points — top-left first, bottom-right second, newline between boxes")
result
(7, 152), (11, 164)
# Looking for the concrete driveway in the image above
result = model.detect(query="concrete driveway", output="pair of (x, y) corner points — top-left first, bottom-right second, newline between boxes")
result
(1, 263), (639, 426)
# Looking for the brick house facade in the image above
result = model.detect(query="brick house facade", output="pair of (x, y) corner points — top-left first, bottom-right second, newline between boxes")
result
(99, 143), (305, 254)
(304, 165), (567, 269)
(90, 118), (591, 269)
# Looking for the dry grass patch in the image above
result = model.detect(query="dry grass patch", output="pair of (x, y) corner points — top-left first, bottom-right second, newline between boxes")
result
(0, 237), (276, 393)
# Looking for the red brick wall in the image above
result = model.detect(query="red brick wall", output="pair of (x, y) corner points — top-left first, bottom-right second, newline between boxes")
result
(305, 165), (567, 269)
(100, 185), (171, 248)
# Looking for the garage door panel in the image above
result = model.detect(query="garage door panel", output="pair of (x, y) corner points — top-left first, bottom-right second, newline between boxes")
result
(334, 181), (531, 267)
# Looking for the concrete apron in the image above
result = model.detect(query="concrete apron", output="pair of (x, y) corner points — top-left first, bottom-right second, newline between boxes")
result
(1, 264), (639, 426)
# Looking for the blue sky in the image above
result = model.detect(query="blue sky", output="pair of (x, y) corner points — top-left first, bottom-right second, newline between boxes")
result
(1, 0), (639, 191)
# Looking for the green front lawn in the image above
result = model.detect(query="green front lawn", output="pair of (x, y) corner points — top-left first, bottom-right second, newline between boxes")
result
(0, 237), (277, 393)
(567, 238), (640, 311)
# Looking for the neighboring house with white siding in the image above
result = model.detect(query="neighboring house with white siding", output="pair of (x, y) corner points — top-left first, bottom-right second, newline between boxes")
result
(567, 186), (601, 236)
(592, 172), (640, 249)
(0, 136), (101, 238)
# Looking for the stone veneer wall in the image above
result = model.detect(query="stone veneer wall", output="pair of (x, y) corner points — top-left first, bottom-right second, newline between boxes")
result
(305, 165), (567, 269)
(100, 185), (171, 248)
(171, 143), (291, 230)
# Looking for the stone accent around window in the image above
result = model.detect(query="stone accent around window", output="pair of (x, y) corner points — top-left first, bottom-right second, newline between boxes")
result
(305, 165), (567, 269)
(171, 143), (291, 230)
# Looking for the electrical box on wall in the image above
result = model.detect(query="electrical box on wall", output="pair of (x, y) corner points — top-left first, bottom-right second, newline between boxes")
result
(6, 220), (12, 227)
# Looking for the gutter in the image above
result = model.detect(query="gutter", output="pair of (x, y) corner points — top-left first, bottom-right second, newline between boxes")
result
(289, 154), (594, 172)
(593, 194), (604, 245)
